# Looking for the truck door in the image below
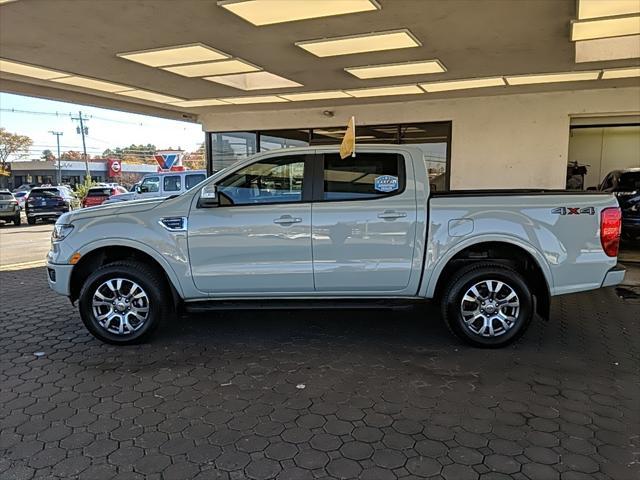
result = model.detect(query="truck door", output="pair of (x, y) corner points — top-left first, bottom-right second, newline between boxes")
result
(188, 154), (314, 294)
(311, 151), (419, 293)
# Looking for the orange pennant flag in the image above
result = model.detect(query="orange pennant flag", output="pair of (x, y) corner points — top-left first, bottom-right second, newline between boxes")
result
(339, 116), (356, 159)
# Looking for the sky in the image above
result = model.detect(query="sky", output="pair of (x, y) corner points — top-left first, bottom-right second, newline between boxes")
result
(0, 92), (205, 161)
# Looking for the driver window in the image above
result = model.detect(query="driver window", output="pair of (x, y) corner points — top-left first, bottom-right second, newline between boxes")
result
(141, 176), (160, 193)
(217, 156), (305, 206)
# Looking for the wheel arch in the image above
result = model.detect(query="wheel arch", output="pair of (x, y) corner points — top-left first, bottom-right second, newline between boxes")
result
(426, 238), (552, 319)
(69, 240), (184, 304)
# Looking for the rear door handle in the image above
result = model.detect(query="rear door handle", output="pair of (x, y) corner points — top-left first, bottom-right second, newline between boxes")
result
(378, 210), (407, 220)
(273, 215), (302, 225)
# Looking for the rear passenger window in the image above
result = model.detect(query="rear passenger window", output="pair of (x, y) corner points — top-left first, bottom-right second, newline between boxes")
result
(185, 174), (206, 190)
(322, 153), (404, 201)
(163, 175), (181, 192)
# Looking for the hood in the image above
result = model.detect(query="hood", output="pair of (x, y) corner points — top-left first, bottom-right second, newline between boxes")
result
(60, 197), (166, 224)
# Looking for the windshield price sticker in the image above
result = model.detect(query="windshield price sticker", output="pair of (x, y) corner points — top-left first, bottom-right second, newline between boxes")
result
(374, 175), (399, 193)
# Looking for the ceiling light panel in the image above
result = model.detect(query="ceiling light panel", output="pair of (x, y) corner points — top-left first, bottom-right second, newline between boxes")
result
(205, 71), (302, 90)
(578, 0), (640, 19)
(345, 84), (423, 98)
(575, 35), (640, 62)
(169, 99), (230, 107)
(296, 29), (421, 57)
(223, 95), (290, 104)
(163, 59), (259, 77)
(0, 59), (68, 79)
(346, 60), (445, 79)
(601, 66), (640, 79)
(279, 90), (353, 101)
(118, 89), (183, 103)
(571, 15), (640, 41)
(218, 0), (380, 25)
(118, 44), (229, 67)
(506, 71), (600, 85)
(420, 77), (506, 92)
(51, 76), (132, 93)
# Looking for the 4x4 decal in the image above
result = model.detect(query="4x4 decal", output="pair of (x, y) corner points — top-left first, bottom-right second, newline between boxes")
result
(551, 207), (595, 215)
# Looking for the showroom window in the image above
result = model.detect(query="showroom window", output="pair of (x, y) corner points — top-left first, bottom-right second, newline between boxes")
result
(208, 121), (451, 190)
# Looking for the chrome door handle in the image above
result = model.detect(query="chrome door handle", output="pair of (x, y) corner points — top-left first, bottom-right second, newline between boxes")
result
(273, 215), (302, 225)
(378, 210), (407, 220)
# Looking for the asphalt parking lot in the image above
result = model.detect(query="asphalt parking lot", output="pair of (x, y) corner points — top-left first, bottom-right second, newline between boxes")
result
(1, 225), (639, 480)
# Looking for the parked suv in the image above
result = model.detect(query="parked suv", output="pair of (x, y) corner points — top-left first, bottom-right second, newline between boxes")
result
(0, 190), (21, 225)
(597, 168), (640, 240)
(83, 185), (127, 208)
(136, 170), (206, 199)
(26, 186), (75, 224)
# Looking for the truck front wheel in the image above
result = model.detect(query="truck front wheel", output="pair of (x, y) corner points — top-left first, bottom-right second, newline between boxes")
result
(440, 263), (534, 348)
(78, 260), (169, 345)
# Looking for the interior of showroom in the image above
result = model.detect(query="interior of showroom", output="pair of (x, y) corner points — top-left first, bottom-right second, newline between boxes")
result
(0, 0), (638, 193)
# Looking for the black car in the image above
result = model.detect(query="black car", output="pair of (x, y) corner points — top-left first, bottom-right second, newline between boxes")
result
(597, 169), (640, 241)
(25, 187), (75, 225)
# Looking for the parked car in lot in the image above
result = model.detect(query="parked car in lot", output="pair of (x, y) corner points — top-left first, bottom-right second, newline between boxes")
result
(135, 170), (206, 198)
(13, 190), (28, 209)
(596, 168), (640, 241)
(82, 185), (128, 208)
(0, 189), (21, 225)
(47, 146), (624, 347)
(26, 186), (75, 224)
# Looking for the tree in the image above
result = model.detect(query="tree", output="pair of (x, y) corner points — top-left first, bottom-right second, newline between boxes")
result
(0, 127), (33, 169)
(41, 149), (55, 161)
(60, 150), (83, 161)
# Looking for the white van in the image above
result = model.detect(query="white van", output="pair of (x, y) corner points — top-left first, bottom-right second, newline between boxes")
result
(136, 170), (207, 199)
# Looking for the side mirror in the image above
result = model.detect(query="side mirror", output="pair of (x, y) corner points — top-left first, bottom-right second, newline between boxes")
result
(198, 184), (218, 208)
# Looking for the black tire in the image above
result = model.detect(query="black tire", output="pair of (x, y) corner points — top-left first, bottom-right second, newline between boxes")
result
(27, 216), (36, 225)
(13, 214), (21, 226)
(440, 262), (534, 348)
(78, 260), (170, 345)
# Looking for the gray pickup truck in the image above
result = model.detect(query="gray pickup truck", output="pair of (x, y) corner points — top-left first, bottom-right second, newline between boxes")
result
(46, 145), (625, 348)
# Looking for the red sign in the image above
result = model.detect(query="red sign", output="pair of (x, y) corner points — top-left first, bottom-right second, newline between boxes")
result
(107, 158), (122, 177)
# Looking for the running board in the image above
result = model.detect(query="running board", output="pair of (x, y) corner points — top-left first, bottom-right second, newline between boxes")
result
(184, 297), (427, 313)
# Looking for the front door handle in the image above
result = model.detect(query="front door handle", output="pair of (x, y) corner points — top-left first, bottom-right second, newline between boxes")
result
(378, 210), (407, 220)
(273, 215), (302, 225)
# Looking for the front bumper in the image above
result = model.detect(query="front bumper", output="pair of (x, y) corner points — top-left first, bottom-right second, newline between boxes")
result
(601, 264), (626, 288)
(46, 261), (74, 296)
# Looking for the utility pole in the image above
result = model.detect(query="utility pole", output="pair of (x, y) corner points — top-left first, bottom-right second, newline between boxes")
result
(49, 131), (63, 185)
(71, 111), (91, 181)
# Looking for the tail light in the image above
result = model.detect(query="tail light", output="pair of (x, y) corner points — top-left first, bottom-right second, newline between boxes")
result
(600, 207), (621, 257)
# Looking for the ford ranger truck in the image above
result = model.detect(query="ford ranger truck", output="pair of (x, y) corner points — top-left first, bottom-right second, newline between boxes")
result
(46, 145), (625, 348)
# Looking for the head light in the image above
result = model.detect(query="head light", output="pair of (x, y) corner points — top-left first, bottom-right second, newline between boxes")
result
(52, 224), (74, 242)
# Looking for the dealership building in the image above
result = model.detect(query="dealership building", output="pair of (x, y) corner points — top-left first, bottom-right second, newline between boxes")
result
(0, 0), (638, 192)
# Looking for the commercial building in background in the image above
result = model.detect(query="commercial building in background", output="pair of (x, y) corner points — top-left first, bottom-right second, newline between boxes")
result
(0, 0), (638, 192)
(8, 160), (157, 189)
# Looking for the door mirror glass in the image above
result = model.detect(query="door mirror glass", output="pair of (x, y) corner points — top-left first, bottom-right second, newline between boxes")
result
(198, 183), (218, 208)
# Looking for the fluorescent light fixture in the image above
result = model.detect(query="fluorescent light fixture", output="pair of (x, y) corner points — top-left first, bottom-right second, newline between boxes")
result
(223, 95), (289, 104)
(571, 15), (640, 41)
(163, 59), (259, 77)
(578, 0), (640, 20)
(51, 76), (132, 93)
(296, 29), (421, 57)
(218, 0), (380, 26)
(118, 89), (183, 103)
(205, 71), (302, 90)
(505, 71), (600, 85)
(345, 84), (423, 98)
(575, 35), (640, 62)
(602, 66), (640, 79)
(345, 60), (446, 79)
(0, 59), (68, 80)
(118, 43), (229, 67)
(279, 90), (353, 101)
(420, 77), (506, 92)
(169, 99), (230, 107)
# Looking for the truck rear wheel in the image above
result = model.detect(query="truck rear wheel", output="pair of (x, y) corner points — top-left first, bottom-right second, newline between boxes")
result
(78, 260), (169, 345)
(27, 216), (36, 225)
(440, 263), (534, 348)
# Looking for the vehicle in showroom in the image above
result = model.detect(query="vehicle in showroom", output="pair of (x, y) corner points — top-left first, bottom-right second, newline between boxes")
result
(46, 146), (624, 348)
(596, 168), (640, 241)
(0, 189), (21, 226)
(26, 186), (75, 224)
(82, 185), (128, 208)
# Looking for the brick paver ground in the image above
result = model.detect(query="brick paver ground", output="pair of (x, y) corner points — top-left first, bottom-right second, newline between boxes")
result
(1, 266), (639, 479)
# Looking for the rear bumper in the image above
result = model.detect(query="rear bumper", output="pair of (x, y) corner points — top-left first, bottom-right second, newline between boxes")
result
(27, 210), (67, 217)
(601, 264), (626, 288)
(0, 209), (19, 219)
(46, 261), (74, 297)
